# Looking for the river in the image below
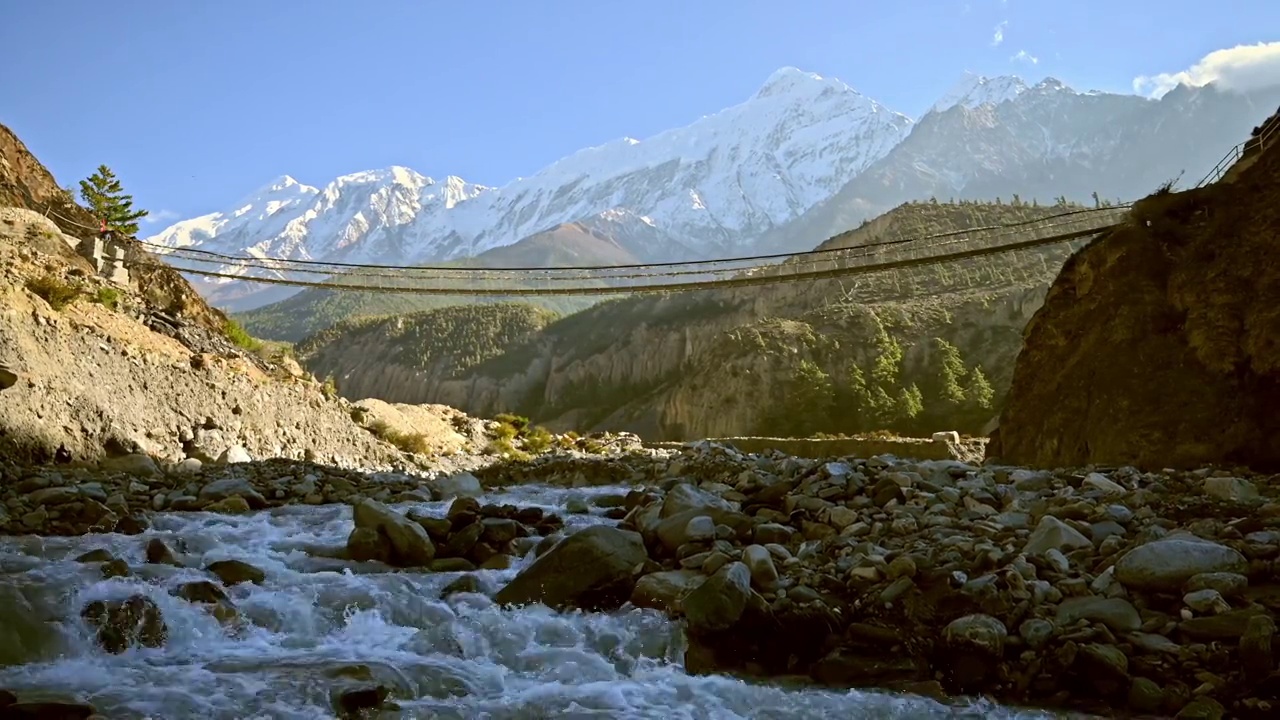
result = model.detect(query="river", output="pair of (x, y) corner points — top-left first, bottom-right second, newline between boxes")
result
(0, 484), (1064, 719)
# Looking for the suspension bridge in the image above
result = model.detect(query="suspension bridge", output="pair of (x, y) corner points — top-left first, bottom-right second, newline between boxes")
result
(47, 112), (1276, 297)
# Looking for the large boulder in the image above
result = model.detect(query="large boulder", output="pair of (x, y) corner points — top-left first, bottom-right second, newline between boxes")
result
(681, 562), (753, 635)
(0, 584), (64, 666)
(493, 525), (647, 611)
(350, 498), (435, 567)
(989, 148), (1280, 470)
(429, 472), (482, 500)
(1114, 535), (1248, 592)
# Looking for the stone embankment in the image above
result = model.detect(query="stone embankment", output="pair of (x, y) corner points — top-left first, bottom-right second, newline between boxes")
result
(4, 439), (1279, 718)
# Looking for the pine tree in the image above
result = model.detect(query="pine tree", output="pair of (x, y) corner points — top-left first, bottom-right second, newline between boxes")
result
(79, 165), (148, 236)
(963, 367), (995, 413)
(926, 338), (968, 407)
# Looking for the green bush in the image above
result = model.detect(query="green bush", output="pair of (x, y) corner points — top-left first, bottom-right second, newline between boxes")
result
(493, 413), (530, 433)
(222, 318), (262, 352)
(485, 436), (531, 462)
(26, 274), (80, 310)
(523, 425), (555, 454)
(93, 287), (121, 310)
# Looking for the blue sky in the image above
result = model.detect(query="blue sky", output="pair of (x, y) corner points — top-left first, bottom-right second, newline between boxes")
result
(1, 0), (1274, 228)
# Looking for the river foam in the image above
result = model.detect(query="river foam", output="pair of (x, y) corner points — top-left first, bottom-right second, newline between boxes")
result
(0, 485), (1062, 719)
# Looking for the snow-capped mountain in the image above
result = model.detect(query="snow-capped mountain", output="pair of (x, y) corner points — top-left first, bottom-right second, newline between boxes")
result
(928, 72), (1030, 114)
(150, 67), (913, 308)
(749, 77), (1280, 254)
(151, 66), (1280, 312)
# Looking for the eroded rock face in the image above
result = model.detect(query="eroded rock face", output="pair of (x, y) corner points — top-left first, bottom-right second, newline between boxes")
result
(991, 138), (1280, 470)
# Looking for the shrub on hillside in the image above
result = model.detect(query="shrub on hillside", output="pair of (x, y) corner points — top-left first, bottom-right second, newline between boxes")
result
(93, 287), (120, 310)
(367, 419), (431, 455)
(26, 274), (80, 310)
(222, 318), (262, 352)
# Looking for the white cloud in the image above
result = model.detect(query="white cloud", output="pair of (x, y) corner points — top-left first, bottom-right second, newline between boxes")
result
(1011, 49), (1038, 65)
(1133, 41), (1280, 98)
(991, 21), (1007, 47)
(142, 209), (180, 226)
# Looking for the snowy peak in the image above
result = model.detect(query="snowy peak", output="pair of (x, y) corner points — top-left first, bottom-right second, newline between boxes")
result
(246, 174), (319, 201)
(930, 73), (1031, 114)
(753, 66), (850, 99)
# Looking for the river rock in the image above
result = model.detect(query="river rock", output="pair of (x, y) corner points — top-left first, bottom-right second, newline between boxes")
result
(1056, 596), (1142, 632)
(742, 544), (779, 591)
(100, 453), (161, 477)
(1184, 572), (1247, 598)
(429, 472), (482, 499)
(493, 525), (647, 611)
(1240, 614), (1275, 682)
(80, 595), (167, 653)
(1114, 535), (1248, 592)
(682, 561), (753, 634)
(217, 445), (252, 464)
(75, 549), (114, 563)
(1202, 476), (1258, 502)
(145, 538), (182, 566)
(173, 581), (239, 625)
(207, 560), (265, 586)
(661, 483), (735, 518)
(198, 478), (266, 509)
(351, 498), (436, 567)
(0, 585), (63, 666)
(1023, 515), (1092, 556)
(941, 614), (1007, 690)
(630, 570), (705, 612)
(1083, 472), (1126, 495)
(205, 495), (252, 514)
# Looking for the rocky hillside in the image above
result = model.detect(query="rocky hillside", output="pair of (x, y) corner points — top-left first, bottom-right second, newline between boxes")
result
(1, 124), (227, 333)
(990, 107), (1280, 470)
(299, 199), (1092, 439)
(0, 127), (525, 472)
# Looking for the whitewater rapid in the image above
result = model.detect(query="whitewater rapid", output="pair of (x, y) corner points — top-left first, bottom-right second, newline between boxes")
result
(0, 484), (1060, 719)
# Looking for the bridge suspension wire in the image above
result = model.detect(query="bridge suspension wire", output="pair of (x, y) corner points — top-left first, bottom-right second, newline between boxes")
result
(121, 211), (1128, 297)
(136, 203), (1132, 277)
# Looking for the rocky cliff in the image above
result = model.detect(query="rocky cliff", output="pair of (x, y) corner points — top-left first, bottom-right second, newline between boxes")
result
(0, 127), (491, 469)
(990, 107), (1280, 470)
(300, 201), (1088, 439)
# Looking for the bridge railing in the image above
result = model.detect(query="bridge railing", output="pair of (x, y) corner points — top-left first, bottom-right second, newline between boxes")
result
(1195, 109), (1278, 187)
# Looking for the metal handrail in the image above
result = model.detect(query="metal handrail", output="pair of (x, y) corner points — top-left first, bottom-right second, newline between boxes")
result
(1194, 109), (1278, 187)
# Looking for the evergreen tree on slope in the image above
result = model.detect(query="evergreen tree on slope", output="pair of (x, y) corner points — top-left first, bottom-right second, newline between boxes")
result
(79, 165), (148, 236)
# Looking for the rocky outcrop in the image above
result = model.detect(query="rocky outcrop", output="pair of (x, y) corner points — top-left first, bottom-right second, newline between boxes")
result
(991, 114), (1280, 471)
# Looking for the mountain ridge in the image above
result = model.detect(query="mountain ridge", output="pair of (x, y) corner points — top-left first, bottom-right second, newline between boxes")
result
(148, 67), (1280, 314)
